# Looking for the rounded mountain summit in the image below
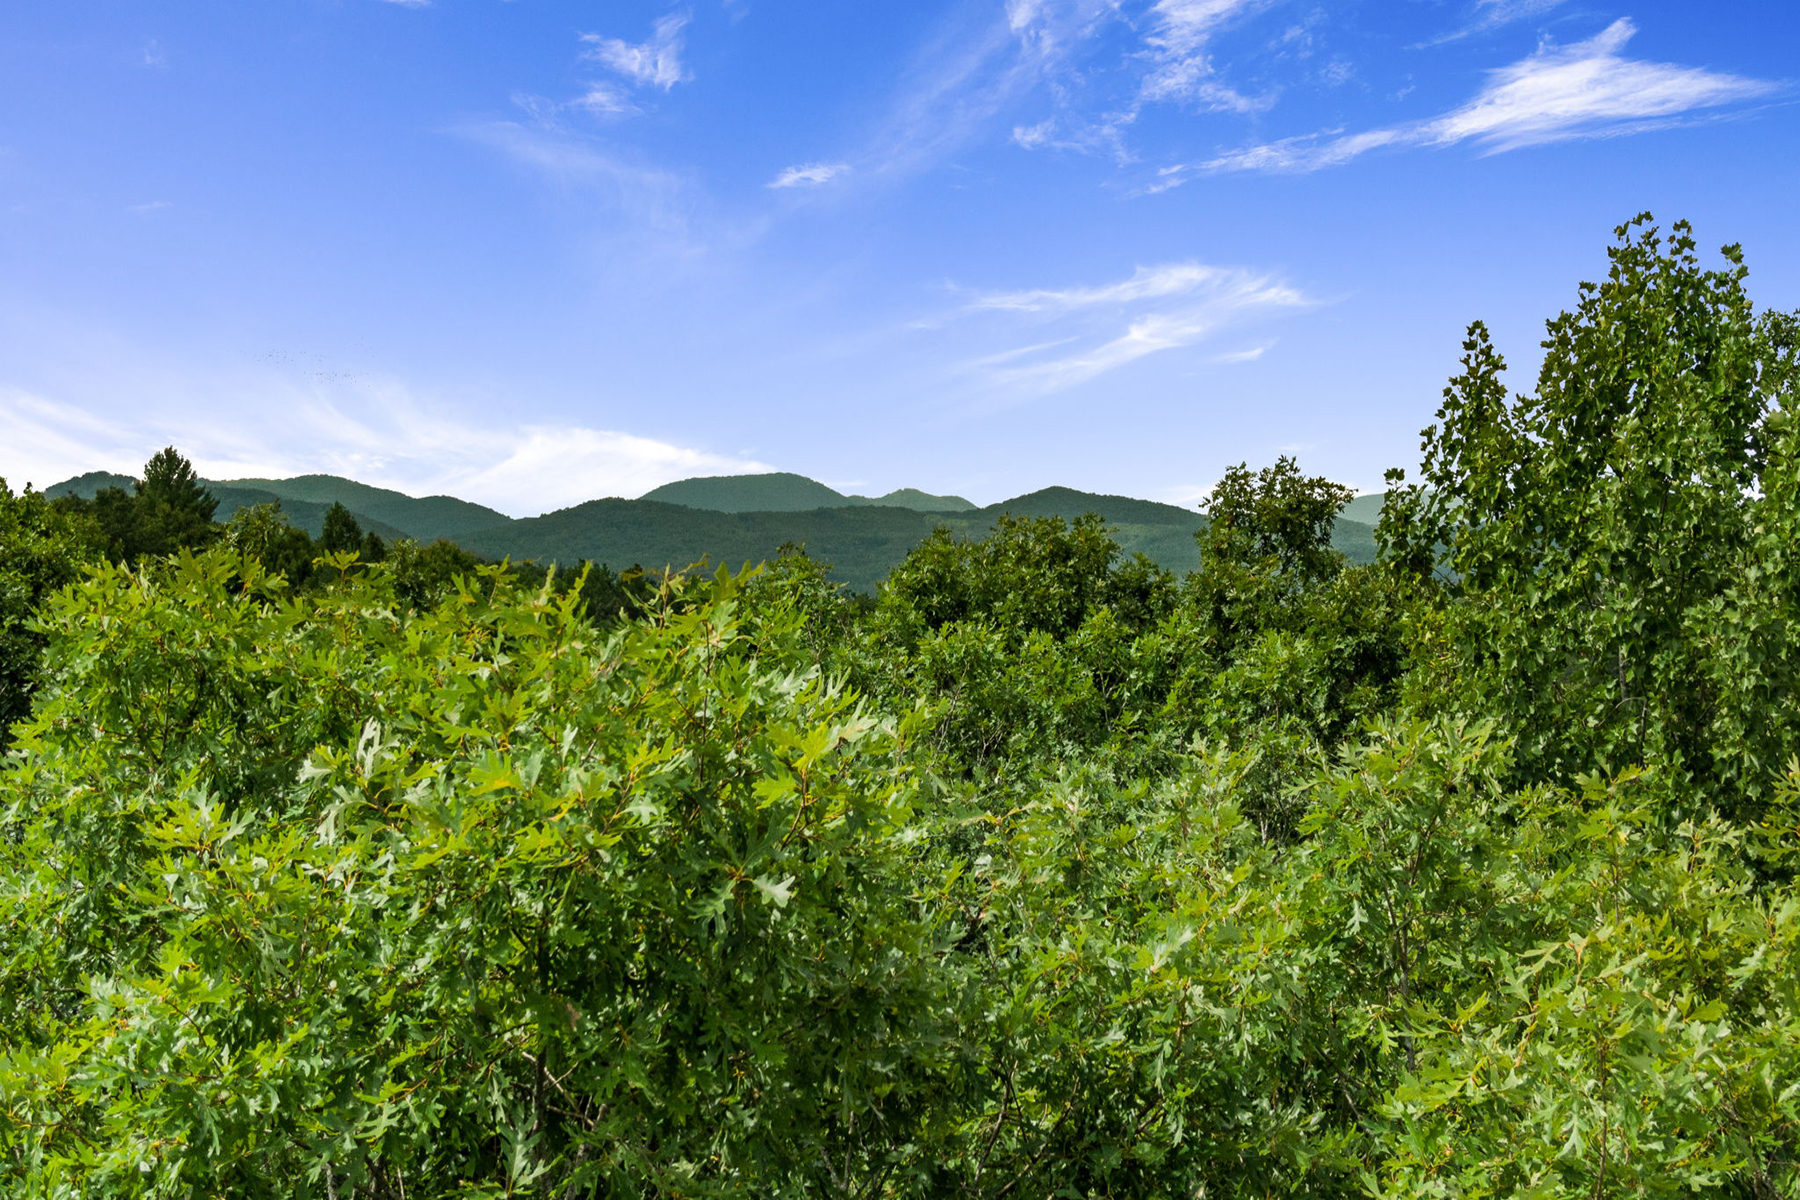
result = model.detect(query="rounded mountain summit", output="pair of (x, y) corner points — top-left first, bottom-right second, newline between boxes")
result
(640, 473), (977, 514)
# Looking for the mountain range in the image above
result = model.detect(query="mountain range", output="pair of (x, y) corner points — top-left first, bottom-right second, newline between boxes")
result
(44, 469), (1383, 592)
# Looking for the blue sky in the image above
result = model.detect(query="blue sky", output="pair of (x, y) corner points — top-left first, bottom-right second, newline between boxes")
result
(2, 0), (1794, 514)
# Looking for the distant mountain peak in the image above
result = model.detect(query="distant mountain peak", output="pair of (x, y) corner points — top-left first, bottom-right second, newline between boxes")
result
(210, 474), (513, 542)
(845, 487), (977, 513)
(42, 471), (138, 498)
(641, 472), (975, 514)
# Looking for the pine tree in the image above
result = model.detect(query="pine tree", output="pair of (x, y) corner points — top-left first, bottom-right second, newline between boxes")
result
(132, 447), (219, 557)
(320, 501), (364, 555)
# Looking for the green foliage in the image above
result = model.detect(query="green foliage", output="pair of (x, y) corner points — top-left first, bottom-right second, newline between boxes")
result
(384, 536), (484, 611)
(1296, 723), (1799, 1195)
(1382, 215), (1800, 815)
(877, 514), (1165, 644)
(503, 559), (656, 629)
(857, 514), (1178, 777)
(223, 502), (319, 588)
(0, 479), (102, 743)
(0, 554), (951, 1196)
(1136, 460), (1411, 837)
(1200, 456), (1352, 589)
(136, 447), (221, 558)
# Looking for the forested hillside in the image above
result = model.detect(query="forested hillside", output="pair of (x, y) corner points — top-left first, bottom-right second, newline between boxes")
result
(43, 470), (1376, 588)
(2, 217), (1797, 1197)
(459, 481), (1378, 587)
(460, 496), (943, 591)
(48, 472), (413, 544)
(641, 471), (977, 512)
(211, 474), (514, 543)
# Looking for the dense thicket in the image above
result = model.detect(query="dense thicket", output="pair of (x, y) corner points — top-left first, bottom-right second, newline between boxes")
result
(1, 217), (1797, 1197)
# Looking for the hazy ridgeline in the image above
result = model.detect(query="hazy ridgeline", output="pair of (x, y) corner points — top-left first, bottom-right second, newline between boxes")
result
(2, 217), (1798, 1196)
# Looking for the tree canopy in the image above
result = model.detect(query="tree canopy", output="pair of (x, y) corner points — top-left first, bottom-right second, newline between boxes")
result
(1381, 215), (1800, 816)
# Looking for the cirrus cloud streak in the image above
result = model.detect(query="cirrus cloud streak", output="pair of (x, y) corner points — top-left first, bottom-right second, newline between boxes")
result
(768, 162), (851, 189)
(1187, 19), (1778, 177)
(950, 260), (1312, 395)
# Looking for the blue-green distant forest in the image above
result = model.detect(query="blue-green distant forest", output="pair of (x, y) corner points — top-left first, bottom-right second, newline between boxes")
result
(3, 217), (1799, 1196)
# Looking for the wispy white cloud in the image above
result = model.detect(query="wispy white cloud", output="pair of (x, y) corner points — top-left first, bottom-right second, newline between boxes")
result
(767, 162), (851, 189)
(571, 83), (637, 117)
(1477, 0), (1566, 19)
(1010, 111), (1136, 160)
(378, 0), (432, 7)
(1411, 0), (1569, 47)
(1474, 0), (1569, 26)
(141, 39), (168, 68)
(1138, 0), (1272, 112)
(0, 390), (150, 490)
(964, 337), (1084, 369)
(582, 12), (691, 92)
(995, 0), (1272, 166)
(1191, 19), (1777, 175)
(0, 381), (774, 517)
(1427, 19), (1772, 150)
(743, 0), (1147, 193)
(463, 428), (772, 513)
(953, 260), (1311, 394)
(1199, 127), (1404, 174)
(853, 0), (1119, 181)
(1003, 0), (1118, 61)
(966, 262), (1234, 313)
(1318, 59), (1354, 88)
(1424, 0), (1572, 45)
(458, 120), (701, 255)
(512, 27), (671, 124)
(1212, 341), (1271, 363)
(1007, 0), (1049, 34)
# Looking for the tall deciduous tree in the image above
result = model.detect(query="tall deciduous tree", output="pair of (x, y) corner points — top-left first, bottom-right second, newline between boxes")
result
(1380, 215), (1800, 814)
(222, 501), (317, 586)
(1199, 456), (1352, 590)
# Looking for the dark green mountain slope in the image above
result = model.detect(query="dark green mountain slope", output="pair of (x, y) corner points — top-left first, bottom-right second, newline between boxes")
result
(207, 487), (411, 542)
(461, 500), (940, 593)
(642, 472), (975, 514)
(1330, 516), (1377, 564)
(45, 473), (410, 542)
(967, 486), (1198, 528)
(215, 475), (512, 542)
(43, 472), (136, 498)
(640, 473), (850, 512)
(1340, 493), (1386, 527)
(843, 488), (977, 512)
